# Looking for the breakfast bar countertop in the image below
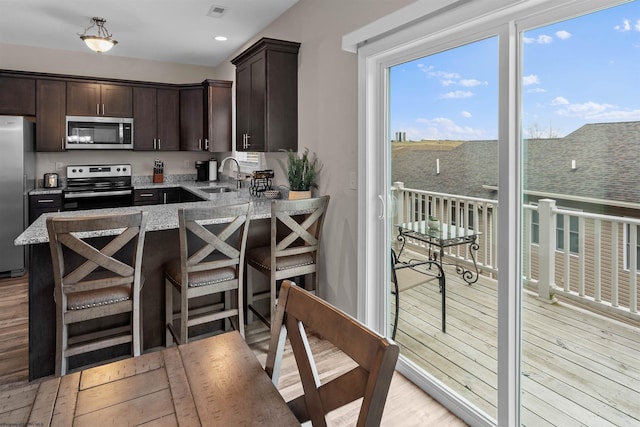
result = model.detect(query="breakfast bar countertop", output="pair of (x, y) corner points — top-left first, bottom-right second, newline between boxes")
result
(15, 185), (272, 246)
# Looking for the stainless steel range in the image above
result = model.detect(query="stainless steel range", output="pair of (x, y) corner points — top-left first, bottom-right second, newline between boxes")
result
(63, 164), (133, 211)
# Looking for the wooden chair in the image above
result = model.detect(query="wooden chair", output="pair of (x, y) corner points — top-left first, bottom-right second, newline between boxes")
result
(164, 203), (252, 345)
(46, 211), (148, 376)
(266, 281), (400, 426)
(246, 195), (330, 328)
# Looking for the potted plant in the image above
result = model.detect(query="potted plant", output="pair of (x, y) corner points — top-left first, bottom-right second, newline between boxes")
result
(280, 148), (321, 199)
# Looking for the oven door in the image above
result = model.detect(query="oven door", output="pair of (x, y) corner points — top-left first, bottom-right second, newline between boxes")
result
(63, 190), (133, 211)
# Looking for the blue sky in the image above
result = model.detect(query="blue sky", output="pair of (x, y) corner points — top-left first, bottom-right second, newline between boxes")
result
(389, 1), (640, 141)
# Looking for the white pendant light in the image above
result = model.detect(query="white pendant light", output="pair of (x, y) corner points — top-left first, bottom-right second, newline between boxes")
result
(79, 17), (118, 53)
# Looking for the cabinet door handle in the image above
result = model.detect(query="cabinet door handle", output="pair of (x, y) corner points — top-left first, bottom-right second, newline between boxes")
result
(157, 139), (161, 150)
(102, 104), (105, 115)
(96, 104), (100, 115)
(139, 193), (154, 197)
(163, 193), (167, 204)
(37, 199), (55, 204)
(244, 134), (251, 149)
(198, 139), (202, 150)
(204, 139), (209, 151)
(61, 137), (65, 150)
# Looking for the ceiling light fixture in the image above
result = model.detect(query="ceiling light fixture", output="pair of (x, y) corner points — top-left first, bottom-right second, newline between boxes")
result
(214, 36), (227, 41)
(79, 17), (118, 53)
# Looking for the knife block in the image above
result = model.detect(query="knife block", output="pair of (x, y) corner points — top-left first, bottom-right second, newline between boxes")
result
(153, 173), (163, 183)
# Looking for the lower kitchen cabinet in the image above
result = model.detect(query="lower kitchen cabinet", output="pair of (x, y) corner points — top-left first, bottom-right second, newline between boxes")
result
(132, 187), (203, 206)
(29, 193), (62, 224)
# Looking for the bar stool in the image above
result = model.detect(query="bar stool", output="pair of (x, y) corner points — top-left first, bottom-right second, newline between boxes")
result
(46, 211), (148, 376)
(164, 203), (253, 345)
(246, 195), (330, 328)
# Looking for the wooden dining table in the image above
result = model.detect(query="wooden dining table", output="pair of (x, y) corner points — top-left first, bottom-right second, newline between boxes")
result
(5, 331), (299, 426)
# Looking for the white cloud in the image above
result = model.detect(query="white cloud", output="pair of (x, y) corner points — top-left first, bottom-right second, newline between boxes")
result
(551, 96), (570, 106)
(525, 34), (553, 44)
(461, 111), (472, 118)
(615, 19), (632, 32)
(414, 117), (487, 140)
(441, 79), (456, 86)
(550, 100), (640, 122)
(459, 79), (486, 87)
(555, 101), (615, 117)
(441, 90), (474, 99)
(523, 74), (540, 86)
(555, 30), (571, 40)
(527, 88), (547, 94)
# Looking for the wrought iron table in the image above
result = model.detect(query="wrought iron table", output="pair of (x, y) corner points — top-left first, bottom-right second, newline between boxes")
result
(396, 221), (481, 286)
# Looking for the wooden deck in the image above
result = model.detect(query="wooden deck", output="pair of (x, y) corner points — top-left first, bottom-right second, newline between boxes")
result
(393, 260), (640, 426)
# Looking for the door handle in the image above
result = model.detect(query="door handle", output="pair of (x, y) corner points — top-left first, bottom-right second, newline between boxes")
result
(378, 195), (385, 220)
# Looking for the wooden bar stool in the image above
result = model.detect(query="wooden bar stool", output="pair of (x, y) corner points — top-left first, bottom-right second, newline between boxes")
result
(246, 195), (329, 328)
(164, 203), (253, 345)
(46, 211), (148, 376)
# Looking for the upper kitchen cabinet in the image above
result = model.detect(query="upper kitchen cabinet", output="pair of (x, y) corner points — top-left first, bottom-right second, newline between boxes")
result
(0, 76), (36, 116)
(67, 82), (133, 117)
(179, 85), (205, 151)
(206, 80), (232, 152)
(133, 87), (179, 151)
(179, 80), (232, 152)
(36, 79), (66, 152)
(231, 38), (300, 152)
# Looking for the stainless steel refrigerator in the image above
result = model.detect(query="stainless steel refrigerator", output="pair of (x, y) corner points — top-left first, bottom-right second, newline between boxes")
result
(0, 116), (35, 277)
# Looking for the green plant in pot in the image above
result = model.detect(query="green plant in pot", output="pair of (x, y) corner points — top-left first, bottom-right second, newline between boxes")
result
(281, 148), (321, 199)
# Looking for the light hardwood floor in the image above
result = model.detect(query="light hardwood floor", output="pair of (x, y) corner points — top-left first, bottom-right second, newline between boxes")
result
(0, 274), (466, 426)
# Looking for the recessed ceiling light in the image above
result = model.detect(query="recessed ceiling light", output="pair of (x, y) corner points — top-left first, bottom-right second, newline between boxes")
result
(214, 36), (227, 41)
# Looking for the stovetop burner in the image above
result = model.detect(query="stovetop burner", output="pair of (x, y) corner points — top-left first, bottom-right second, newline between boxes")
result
(64, 164), (132, 194)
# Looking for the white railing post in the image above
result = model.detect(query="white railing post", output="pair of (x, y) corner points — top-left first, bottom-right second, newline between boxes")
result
(392, 182), (405, 251)
(538, 199), (558, 302)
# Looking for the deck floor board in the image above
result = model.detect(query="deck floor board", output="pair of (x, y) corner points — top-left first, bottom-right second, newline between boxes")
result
(393, 260), (640, 425)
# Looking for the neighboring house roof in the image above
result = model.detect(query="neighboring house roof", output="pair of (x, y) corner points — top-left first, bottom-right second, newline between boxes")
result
(392, 121), (640, 205)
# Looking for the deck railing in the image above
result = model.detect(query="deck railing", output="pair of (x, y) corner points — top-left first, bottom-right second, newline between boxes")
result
(392, 183), (640, 323)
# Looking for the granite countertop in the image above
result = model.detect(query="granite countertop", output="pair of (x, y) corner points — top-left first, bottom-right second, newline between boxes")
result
(17, 181), (277, 245)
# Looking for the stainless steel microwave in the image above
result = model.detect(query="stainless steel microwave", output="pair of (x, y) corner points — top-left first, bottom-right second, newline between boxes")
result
(66, 116), (134, 149)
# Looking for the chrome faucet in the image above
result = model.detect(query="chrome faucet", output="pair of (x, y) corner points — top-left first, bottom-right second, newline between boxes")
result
(218, 156), (242, 189)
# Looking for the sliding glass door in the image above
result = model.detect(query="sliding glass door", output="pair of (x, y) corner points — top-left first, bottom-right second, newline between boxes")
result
(388, 37), (499, 419)
(359, 0), (639, 425)
(520, 3), (640, 425)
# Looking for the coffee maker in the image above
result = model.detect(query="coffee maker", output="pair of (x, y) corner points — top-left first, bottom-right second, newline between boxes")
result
(195, 161), (208, 181)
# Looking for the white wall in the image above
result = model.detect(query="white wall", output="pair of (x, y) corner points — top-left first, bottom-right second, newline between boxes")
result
(2, 0), (414, 314)
(214, 0), (415, 313)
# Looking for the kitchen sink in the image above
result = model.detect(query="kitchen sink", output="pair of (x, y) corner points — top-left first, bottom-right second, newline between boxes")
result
(199, 187), (236, 194)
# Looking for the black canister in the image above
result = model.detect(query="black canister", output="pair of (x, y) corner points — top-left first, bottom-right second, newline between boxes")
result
(195, 161), (209, 181)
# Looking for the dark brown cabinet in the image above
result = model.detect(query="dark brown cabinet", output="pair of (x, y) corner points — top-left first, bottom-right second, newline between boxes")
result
(0, 76), (35, 115)
(36, 80), (66, 152)
(132, 187), (202, 205)
(132, 188), (159, 205)
(206, 80), (232, 153)
(231, 38), (300, 152)
(67, 82), (132, 117)
(133, 87), (179, 151)
(180, 80), (232, 152)
(179, 86), (205, 151)
(29, 193), (63, 224)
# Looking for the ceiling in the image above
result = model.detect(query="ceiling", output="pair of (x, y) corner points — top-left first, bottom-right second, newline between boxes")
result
(0, 0), (299, 68)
